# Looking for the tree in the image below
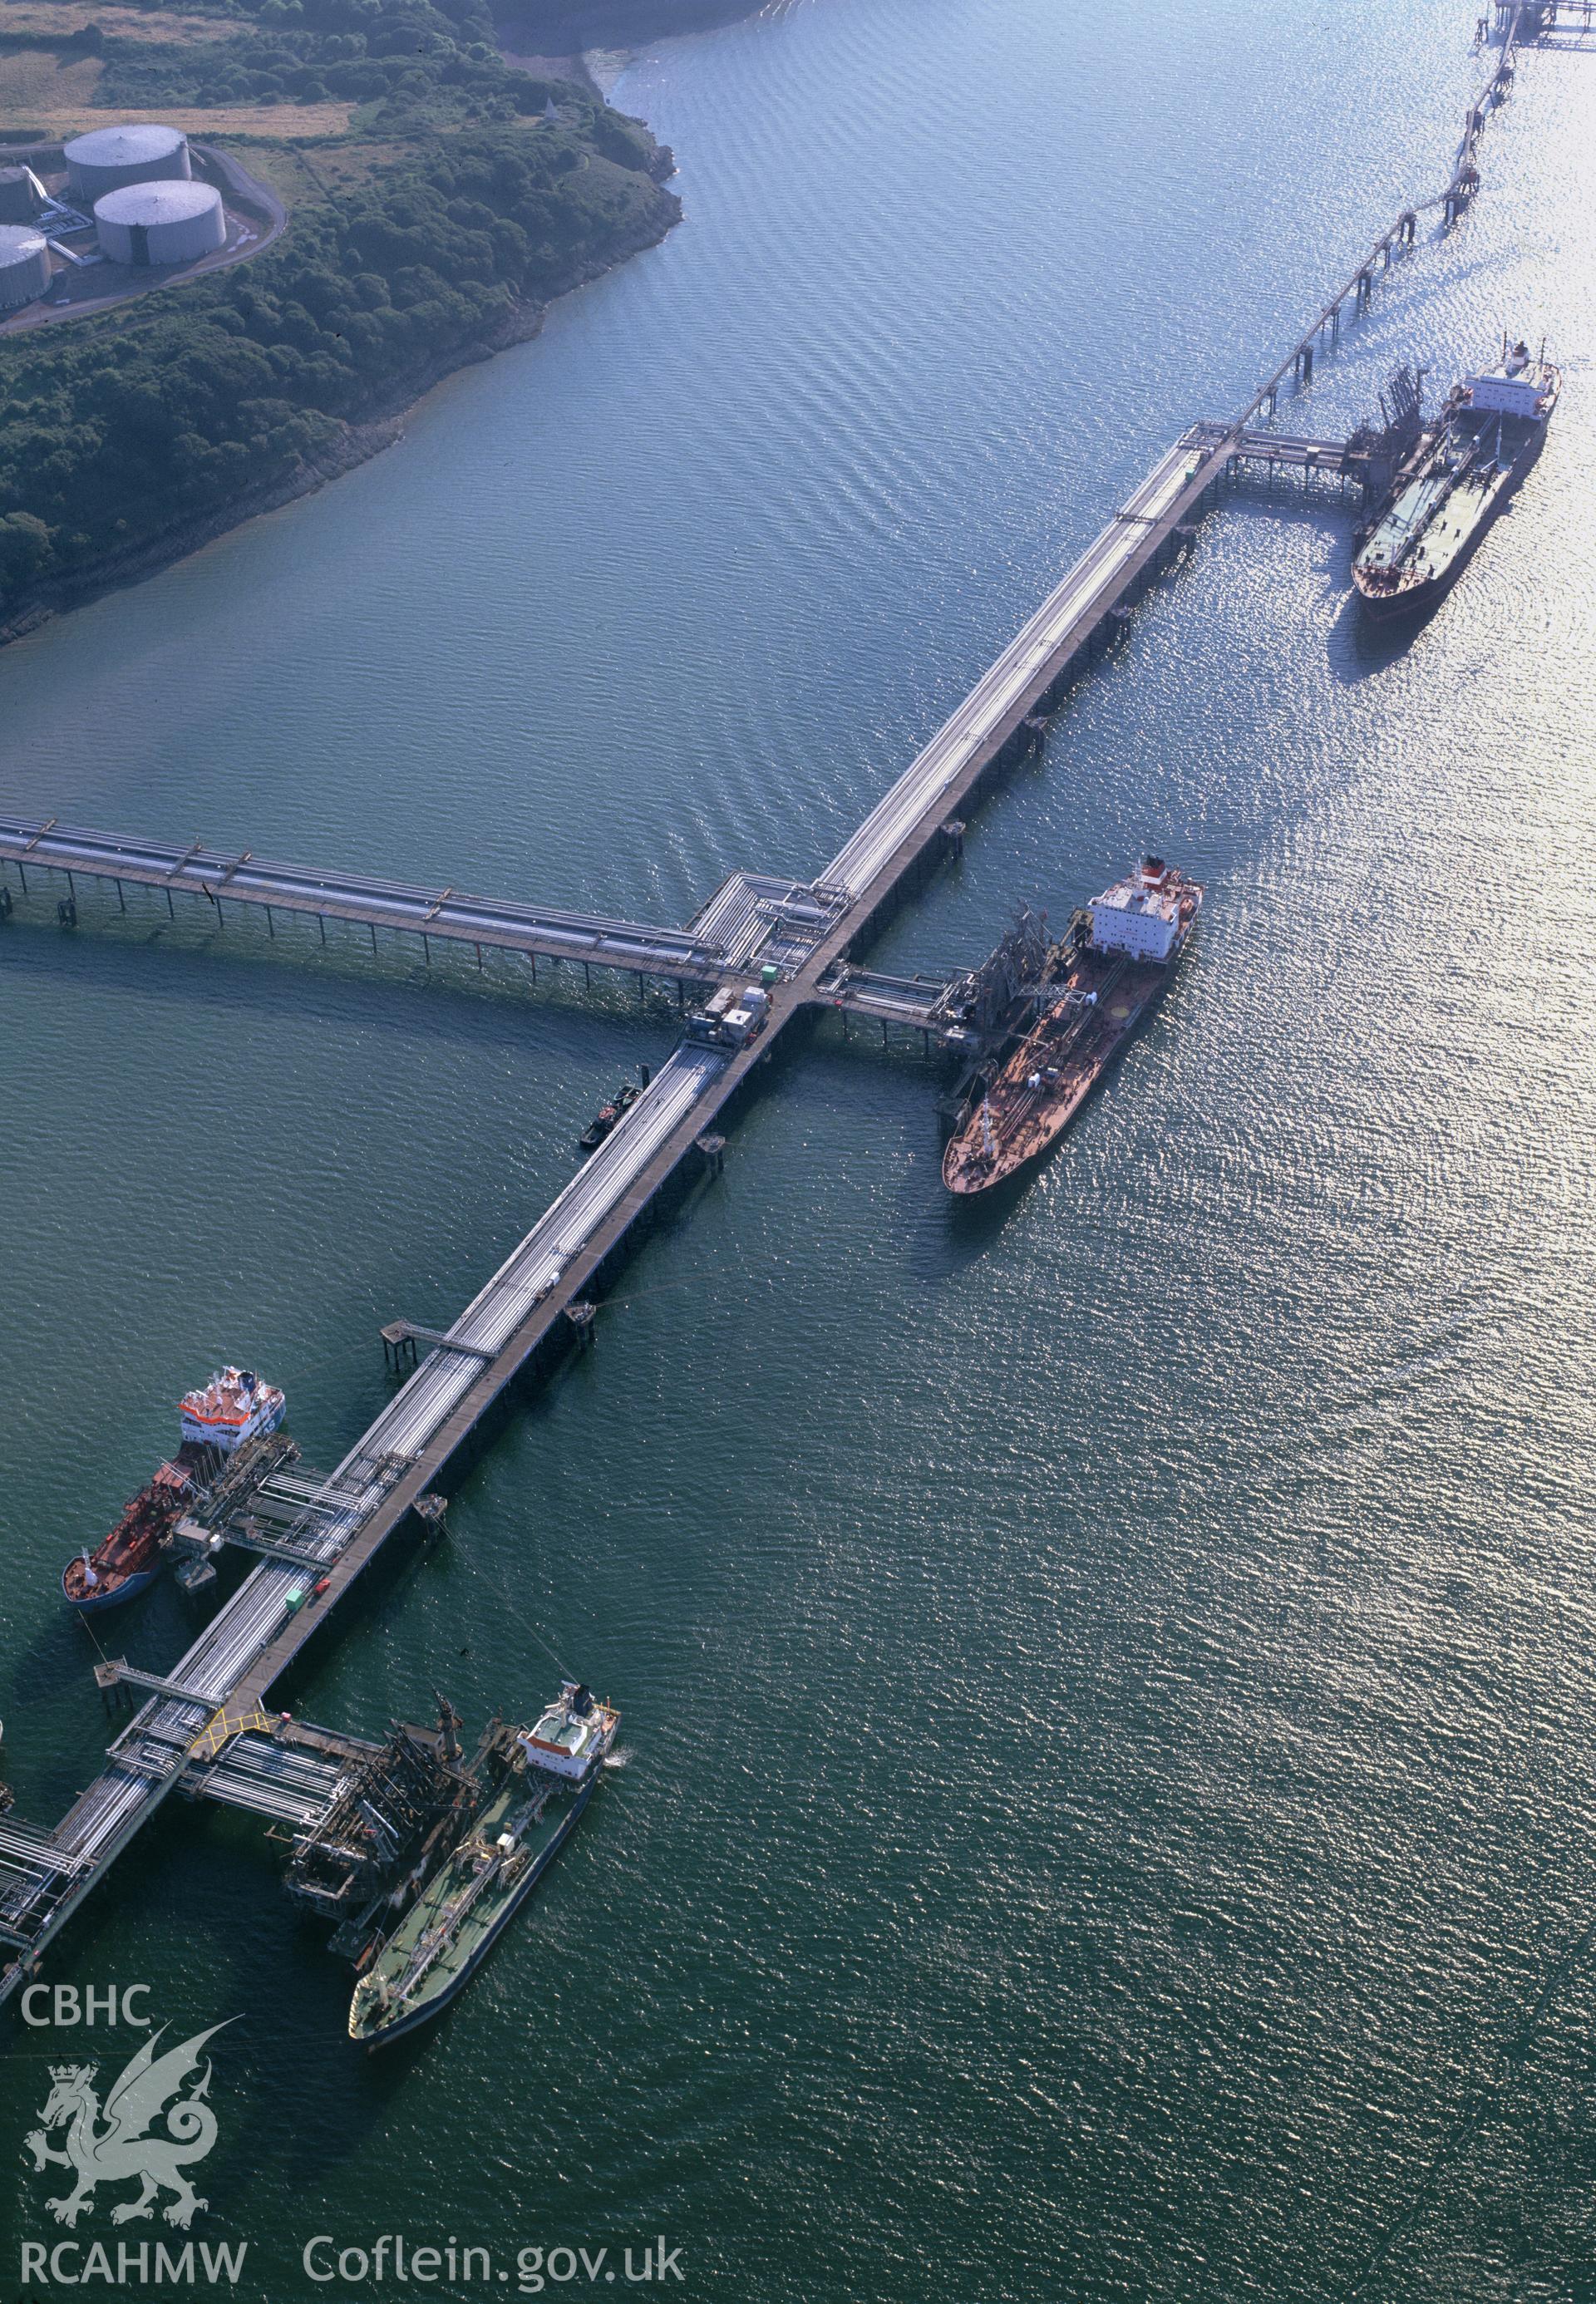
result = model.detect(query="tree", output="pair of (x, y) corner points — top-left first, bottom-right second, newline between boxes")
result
(0, 512), (53, 592)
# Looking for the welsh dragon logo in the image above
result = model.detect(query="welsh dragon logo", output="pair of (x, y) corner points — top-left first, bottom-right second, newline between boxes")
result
(24, 2021), (231, 2229)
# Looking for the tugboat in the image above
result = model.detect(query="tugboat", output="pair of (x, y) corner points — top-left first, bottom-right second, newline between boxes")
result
(1353, 338), (1559, 623)
(942, 858), (1203, 1196)
(579, 1083), (639, 1154)
(347, 1682), (619, 2049)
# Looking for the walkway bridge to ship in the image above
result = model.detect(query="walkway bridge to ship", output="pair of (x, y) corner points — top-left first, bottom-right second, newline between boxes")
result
(0, 0), (1544, 1998)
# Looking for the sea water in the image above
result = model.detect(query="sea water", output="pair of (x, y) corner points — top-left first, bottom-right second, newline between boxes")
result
(2, 2), (1594, 2295)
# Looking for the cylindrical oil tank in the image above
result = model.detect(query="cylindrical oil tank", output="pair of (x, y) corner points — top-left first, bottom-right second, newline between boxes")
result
(0, 225), (51, 310)
(0, 165), (42, 224)
(64, 122), (190, 204)
(95, 180), (225, 268)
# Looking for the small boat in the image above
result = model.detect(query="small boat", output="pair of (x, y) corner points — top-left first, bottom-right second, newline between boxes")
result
(178, 1366), (286, 1453)
(1352, 337), (1559, 623)
(348, 1682), (619, 2049)
(578, 1082), (639, 1154)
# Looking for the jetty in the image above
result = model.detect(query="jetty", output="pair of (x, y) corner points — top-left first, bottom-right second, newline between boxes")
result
(0, 400), (1233, 1977)
(0, 3), (1548, 2001)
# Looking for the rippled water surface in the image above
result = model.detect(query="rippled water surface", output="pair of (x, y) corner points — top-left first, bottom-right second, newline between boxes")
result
(3, 2), (1595, 2297)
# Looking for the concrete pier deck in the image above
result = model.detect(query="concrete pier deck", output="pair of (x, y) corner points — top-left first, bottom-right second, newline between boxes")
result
(822, 432), (1223, 913)
(0, 396), (1391, 1983)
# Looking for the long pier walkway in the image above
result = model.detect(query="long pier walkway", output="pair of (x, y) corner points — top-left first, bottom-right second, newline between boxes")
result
(0, 1041), (737, 1960)
(823, 435), (1222, 911)
(0, 817), (756, 987)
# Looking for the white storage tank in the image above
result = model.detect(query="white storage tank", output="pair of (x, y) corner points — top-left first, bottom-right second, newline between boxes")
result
(65, 122), (190, 203)
(0, 224), (51, 309)
(95, 180), (225, 268)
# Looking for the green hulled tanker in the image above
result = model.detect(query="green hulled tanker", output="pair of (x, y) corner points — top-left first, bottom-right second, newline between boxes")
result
(348, 1682), (619, 2049)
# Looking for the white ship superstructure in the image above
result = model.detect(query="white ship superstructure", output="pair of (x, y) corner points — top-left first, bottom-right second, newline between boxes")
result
(178, 1366), (286, 1452)
(1462, 341), (1557, 421)
(515, 1683), (619, 1781)
(1087, 857), (1200, 963)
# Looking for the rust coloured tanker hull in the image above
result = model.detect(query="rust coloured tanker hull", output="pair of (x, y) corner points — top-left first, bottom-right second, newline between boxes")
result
(942, 865), (1201, 1196)
(941, 958), (1165, 1194)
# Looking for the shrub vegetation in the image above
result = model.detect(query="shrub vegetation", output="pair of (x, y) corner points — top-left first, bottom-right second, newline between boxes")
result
(0, 0), (677, 609)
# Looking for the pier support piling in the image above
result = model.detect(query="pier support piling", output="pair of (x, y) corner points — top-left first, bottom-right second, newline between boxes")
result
(94, 1662), (131, 1717)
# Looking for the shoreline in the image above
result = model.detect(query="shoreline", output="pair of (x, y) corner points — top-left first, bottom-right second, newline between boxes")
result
(498, 0), (761, 48)
(495, 0), (764, 91)
(0, 181), (677, 651)
(497, 44), (604, 99)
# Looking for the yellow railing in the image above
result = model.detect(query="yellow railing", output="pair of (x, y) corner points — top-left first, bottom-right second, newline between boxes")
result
(190, 1705), (273, 1760)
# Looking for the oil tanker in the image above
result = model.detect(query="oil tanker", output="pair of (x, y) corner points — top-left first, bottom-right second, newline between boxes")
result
(62, 1366), (286, 1612)
(347, 1681), (619, 2049)
(1352, 339), (1559, 623)
(62, 1450), (209, 1612)
(942, 858), (1202, 1196)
